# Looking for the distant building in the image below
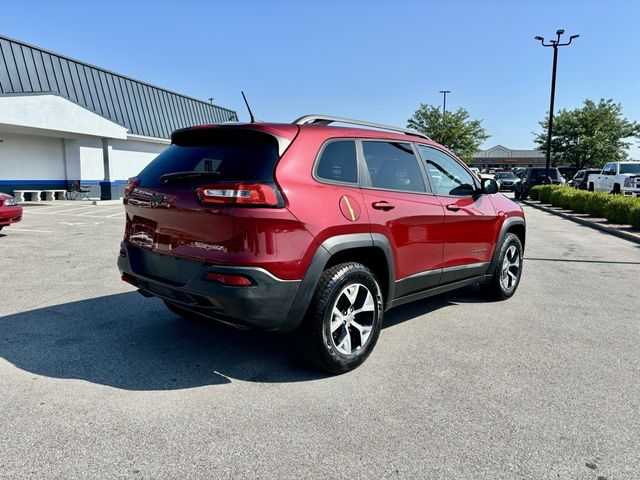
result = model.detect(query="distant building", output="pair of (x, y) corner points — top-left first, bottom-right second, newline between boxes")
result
(0, 35), (238, 199)
(472, 145), (545, 170)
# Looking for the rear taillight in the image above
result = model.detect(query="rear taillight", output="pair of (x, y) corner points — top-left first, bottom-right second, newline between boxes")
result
(206, 272), (252, 287)
(197, 183), (278, 206)
(124, 177), (140, 197)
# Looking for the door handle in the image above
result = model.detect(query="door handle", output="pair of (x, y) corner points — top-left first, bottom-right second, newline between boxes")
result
(446, 204), (461, 212)
(372, 201), (395, 211)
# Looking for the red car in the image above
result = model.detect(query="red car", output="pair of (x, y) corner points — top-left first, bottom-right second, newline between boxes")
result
(118, 115), (526, 373)
(0, 192), (22, 231)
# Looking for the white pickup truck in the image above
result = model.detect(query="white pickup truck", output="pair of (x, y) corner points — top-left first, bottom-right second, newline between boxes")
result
(587, 161), (640, 197)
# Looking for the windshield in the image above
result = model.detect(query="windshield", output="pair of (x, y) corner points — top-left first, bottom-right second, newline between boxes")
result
(495, 172), (517, 179)
(620, 163), (640, 174)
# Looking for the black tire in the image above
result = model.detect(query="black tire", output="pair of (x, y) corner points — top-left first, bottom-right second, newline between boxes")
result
(612, 184), (621, 194)
(514, 191), (521, 200)
(588, 183), (594, 192)
(297, 262), (383, 374)
(480, 233), (524, 301)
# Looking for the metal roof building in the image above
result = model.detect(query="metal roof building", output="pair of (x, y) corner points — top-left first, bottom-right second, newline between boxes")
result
(472, 145), (545, 169)
(0, 34), (237, 139)
(0, 35), (238, 200)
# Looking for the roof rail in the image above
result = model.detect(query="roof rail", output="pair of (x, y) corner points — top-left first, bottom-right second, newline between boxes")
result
(293, 114), (430, 140)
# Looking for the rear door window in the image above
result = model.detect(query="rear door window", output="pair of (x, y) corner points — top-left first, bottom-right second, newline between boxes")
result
(361, 141), (426, 193)
(315, 140), (358, 184)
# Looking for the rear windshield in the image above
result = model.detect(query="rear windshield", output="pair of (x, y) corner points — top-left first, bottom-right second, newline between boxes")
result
(137, 129), (279, 188)
(529, 168), (560, 179)
(620, 163), (640, 174)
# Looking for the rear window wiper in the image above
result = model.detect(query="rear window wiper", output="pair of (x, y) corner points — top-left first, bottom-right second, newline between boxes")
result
(160, 171), (220, 184)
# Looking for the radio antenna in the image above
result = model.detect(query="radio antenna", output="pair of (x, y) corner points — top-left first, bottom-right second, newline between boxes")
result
(241, 91), (256, 123)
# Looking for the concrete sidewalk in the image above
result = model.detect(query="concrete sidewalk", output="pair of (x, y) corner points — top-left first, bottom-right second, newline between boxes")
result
(522, 199), (640, 245)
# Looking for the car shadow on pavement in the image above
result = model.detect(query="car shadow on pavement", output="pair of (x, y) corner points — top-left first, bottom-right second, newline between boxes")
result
(0, 286), (484, 390)
(0, 292), (328, 390)
(382, 285), (487, 328)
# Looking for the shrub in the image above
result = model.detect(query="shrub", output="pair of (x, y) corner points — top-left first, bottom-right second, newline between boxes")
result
(529, 185), (543, 201)
(537, 185), (560, 204)
(629, 205), (640, 229)
(568, 191), (591, 213)
(547, 186), (574, 209)
(584, 192), (616, 218)
(603, 197), (637, 224)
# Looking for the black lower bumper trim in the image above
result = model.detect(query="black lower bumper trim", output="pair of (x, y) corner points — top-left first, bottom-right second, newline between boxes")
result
(118, 243), (301, 330)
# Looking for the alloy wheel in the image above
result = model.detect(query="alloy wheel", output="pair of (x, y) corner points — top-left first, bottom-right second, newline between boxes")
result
(329, 283), (375, 355)
(500, 245), (521, 292)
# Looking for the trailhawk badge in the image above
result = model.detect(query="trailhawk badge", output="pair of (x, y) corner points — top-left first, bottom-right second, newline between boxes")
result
(190, 242), (226, 252)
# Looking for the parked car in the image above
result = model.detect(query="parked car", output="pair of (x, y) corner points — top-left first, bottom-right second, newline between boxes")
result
(514, 167), (564, 200)
(494, 171), (519, 191)
(568, 169), (601, 190)
(587, 162), (640, 196)
(0, 192), (22, 231)
(117, 115), (526, 373)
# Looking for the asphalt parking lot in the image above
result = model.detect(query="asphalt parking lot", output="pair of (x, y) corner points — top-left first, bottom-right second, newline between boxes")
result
(1, 199), (639, 479)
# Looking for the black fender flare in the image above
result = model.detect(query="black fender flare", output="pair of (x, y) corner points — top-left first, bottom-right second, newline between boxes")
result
(281, 233), (395, 332)
(486, 217), (526, 277)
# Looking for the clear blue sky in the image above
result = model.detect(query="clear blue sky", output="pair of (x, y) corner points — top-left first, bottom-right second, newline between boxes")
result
(2, 0), (639, 157)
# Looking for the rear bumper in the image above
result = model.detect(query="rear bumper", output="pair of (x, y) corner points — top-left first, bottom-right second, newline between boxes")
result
(0, 206), (22, 226)
(117, 242), (302, 330)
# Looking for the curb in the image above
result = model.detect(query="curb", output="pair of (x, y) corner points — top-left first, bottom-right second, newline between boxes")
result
(522, 200), (640, 245)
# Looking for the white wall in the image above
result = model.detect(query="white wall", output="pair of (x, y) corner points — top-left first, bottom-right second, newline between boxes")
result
(77, 138), (104, 181)
(0, 131), (65, 179)
(75, 137), (168, 182)
(0, 130), (168, 184)
(109, 138), (167, 180)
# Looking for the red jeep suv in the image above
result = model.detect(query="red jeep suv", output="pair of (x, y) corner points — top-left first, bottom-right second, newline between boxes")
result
(118, 115), (525, 373)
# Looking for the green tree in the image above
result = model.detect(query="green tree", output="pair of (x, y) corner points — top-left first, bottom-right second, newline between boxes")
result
(534, 98), (640, 169)
(407, 104), (489, 163)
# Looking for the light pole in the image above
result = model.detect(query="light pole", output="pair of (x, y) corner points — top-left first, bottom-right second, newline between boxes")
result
(535, 29), (579, 179)
(439, 90), (451, 115)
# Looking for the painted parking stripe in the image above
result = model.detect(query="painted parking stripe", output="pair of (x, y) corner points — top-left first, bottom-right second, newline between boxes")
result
(52, 206), (96, 214)
(21, 204), (76, 211)
(26, 211), (123, 220)
(26, 206), (95, 215)
(78, 206), (122, 215)
(106, 212), (125, 218)
(7, 228), (54, 233)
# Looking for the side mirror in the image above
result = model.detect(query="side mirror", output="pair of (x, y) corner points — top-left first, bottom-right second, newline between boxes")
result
(481, 178), (499, 194)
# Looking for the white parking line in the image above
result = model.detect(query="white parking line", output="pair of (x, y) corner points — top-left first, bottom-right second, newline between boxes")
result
(52, 206), (96, 214)
(106, 212), (125, 218)
(78, 206), (122, 216)
(21, 204), (76, 211)
(6, 228), (53, 233)
(27, 206), (95, 215)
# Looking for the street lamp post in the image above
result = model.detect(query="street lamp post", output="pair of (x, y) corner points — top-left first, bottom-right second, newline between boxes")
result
(535, 29), (579, 179)
(439, 90), (451, 115)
